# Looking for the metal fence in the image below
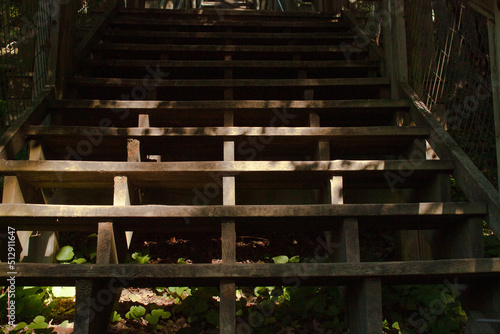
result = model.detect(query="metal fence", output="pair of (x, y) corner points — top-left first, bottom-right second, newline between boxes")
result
(0, 0), (52, 136)
(405, 0), (498, 188)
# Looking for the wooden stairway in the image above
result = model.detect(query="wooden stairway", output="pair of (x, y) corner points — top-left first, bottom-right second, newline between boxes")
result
(1, 6), (499, 333)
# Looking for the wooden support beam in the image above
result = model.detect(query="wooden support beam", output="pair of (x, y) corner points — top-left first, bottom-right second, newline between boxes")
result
(347, 279), (382, 334)
(114, 176), (133, 251)
(97, 222), (118, 265)
(221, 102), (236, 332)
(333, 217), (360, 263)
(2, 176), (54, 263)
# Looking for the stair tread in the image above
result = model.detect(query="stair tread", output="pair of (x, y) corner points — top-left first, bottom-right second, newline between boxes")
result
(0, 202), (487, 218)
(111, 17), (348, 28)
(2, 259), (499, 286)
(82, 59), (377, 68)
(119, 8), (336, 19)
(104, 30), (356, 39)
(73, 77), (389, 87)
(94, 43), (362, 52)
(49, 99), (409, 109)
(26, 125), (428, 138)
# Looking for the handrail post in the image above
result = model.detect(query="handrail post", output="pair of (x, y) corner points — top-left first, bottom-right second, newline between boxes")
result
(50, 0), (79, 99)
(487, 5), (500, 192)
(384, 0), (408, 99)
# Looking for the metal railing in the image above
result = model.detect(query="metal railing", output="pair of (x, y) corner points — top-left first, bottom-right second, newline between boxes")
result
(405, 0), (498, 189)
(0, 0), (52, 137)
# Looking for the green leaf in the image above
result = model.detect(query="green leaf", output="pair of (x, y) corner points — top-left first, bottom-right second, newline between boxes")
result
(56, 246), (75, 262)
(145, 313), (160, 325)
(288, 255), (300, 263)
(60, 320), (69, 328)
(129, 294), (139, 302)
(131, 252), (150, 264)
(272, 255), (289, 264)
(52, 287), (76, 298)
(14, 322), (27, 330)
(126, 305), (146, 320)
(110, 311), (122, 322)
(28, 316), (49, 329)
(72, 257), (87, 264)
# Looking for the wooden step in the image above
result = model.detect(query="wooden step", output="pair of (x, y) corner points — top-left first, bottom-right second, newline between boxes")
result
(102, 30), (357, 42)
(110, 17), (350, 29)
(48, 99), (409, 127)
(27, 125), (428, 138)
(72, 77), (389, 100)
(26, 126), (428, 161)
(49, 99), (408, 110)
(2, 259), (499, 286)
(83, 59), (377, 69)
(0, 160), (452, 188)
(73, 77), (388, 88)
(0, 202), (487, 220)
(81, 60), (379, 79)
(118, 8), (338, 20)
(94, 43), (363, 53)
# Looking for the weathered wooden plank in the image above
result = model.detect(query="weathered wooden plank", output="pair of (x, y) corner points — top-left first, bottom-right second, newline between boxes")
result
(26, 125), (428, 138)
(48, 98), (409, 110)
(0, 202), (487, 220)
(83, 59), (378, 69)
(0, 160), (453, 188)
(95, 43), (361, 53)
(118, 7), (338, 18)
(110, 17), (350, 28)
(103, 30), (357, 40)
(74, 77), (388, 88)
(1, 259), (499, 286)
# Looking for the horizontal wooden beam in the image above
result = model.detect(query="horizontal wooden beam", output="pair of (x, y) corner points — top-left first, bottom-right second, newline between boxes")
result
(26, 125), (429, 138)
(48, 99), (409, 110)
(73, 77), (389, 88)
(0, 159), (451, 173)
(104, 30), (356, 39)
(111, 17), (349, 28)
(83, 59), (378, 69)
(95, 43), (362, 53)
(0, 202), (487, 220)
(1, 259), (498, 286)
(118, 7), (337, 18)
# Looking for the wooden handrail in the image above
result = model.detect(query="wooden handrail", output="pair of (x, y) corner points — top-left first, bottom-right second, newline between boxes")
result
(402, 83), (500, 239)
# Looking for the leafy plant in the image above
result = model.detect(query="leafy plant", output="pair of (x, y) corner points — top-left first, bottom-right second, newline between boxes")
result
(125, 305), (147, 320)
(145, 309), (171, 325)
(131, 251), (150, 264)
(0, 287), (54, 323)
(55, 245), (87, 264)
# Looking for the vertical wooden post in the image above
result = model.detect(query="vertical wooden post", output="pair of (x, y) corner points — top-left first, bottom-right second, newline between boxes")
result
(487, 10), (500, 192)
(54, 0), (79, 98)
(220, 90), (236, 333)
(113, 176), (133, 256)
(347, 279), (383, 334)
(384, 0), (408, 99)
(2, 176), (54, 262)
